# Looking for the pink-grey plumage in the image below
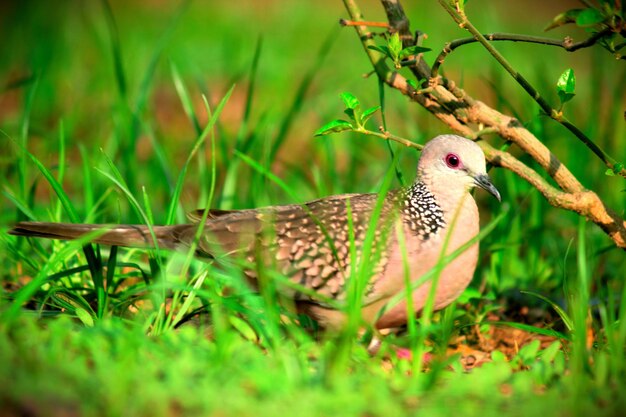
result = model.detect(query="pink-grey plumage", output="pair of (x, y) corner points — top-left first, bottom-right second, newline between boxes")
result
(9, 135), (500, 330)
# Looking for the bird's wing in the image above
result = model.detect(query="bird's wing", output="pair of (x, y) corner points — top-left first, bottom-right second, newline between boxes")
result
(182, 192), (401, 301)
(186, 208), (238, 222)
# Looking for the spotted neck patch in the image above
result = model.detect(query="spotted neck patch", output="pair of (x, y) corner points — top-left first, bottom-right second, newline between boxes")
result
(402, 181), (446, 240)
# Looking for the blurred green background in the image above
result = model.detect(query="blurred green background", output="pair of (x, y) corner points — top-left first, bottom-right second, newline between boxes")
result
(1, 1), (626, 416)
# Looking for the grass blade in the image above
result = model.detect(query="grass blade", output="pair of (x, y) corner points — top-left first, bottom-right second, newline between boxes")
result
(521, 290), (574, 331)
(4, 227), (110, 321)
(171, 61), (202, 136)
(165, 86), (235, 225)
(101, 0), (127, 101)
(481, 321), (570, 340)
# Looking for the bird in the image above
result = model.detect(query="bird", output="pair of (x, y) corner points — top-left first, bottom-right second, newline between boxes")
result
(9, 134), (500, 331)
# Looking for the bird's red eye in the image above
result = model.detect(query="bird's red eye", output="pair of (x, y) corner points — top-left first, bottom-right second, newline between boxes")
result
(445, 153), (460, 169)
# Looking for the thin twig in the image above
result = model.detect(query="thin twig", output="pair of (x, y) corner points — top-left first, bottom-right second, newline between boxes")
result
(371, 127), (423, 149)
(339, 19), (389, 28)
(437, 0), (626, 178)
(431, 30), (613, 78)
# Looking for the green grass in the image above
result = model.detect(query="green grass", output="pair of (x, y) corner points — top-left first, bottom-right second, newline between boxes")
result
(1, 1), (626, 416)
(2, 314), (623, 417)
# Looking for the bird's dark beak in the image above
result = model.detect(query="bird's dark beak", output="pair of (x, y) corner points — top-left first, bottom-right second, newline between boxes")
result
(474, 174), (501, 202)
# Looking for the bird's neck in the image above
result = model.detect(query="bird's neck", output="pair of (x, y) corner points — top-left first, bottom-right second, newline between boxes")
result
(401, 181), (446, 240)
(403, 179), (477, 240)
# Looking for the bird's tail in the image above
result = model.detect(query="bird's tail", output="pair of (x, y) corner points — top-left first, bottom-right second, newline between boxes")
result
(8, 221), (190, 250)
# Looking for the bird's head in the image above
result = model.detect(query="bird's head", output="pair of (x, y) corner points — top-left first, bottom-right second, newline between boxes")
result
(417, 134), (501, 202)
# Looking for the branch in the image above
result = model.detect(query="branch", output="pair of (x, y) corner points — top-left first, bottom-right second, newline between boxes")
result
(341, 0), (475, 135)
(482, 140), (626, 247)
(340, 0), (626, 249)
(431, 30), (613, 78)
(436, 0), (626, 178)
(339, 18), (389, 28)
(371, 127), (424, 150)
(343, 0), (580, 192)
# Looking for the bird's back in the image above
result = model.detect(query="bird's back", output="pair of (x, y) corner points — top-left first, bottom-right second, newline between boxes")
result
(186, 192), (403, 302)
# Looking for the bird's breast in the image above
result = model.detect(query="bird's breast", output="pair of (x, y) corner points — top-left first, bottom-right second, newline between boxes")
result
(372, 194), (480, 329)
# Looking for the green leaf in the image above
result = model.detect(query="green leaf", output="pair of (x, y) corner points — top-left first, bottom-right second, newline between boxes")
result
(544, 9), (583, 31)
(602, 32), (618, 52)
(340, 92), (360, 110)
(491, 350), (507, 362)
(457, 287), (483, 303)
(517, 339), (541, 364)
(576, 7), (605, 26)
(558, 91), (576, 105)
(540, 341), (563, 363)
(75, 307), (95, 327)
(314, 119), (354, 136)
(399, 45), (431, 60)
(229, 316), (258, 341)
(367, 45), (392, 58)
(406, 79), (418, 90)
(360, 105), (381, 125)
(557, 68), (576, 94)
(605, 162), (624, 176)
(388, 32), (403, 60)
(343, 107), (356, 121)
(556, 68), (576, 105)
